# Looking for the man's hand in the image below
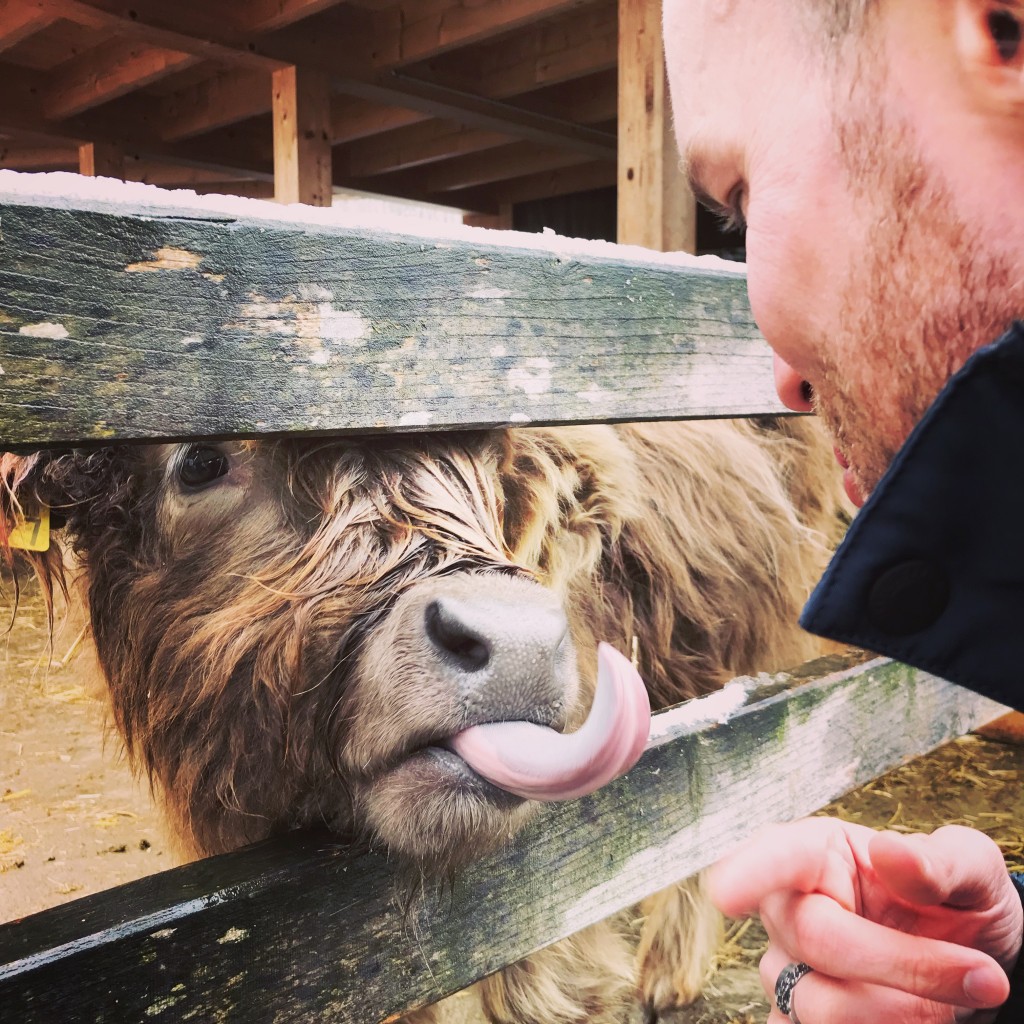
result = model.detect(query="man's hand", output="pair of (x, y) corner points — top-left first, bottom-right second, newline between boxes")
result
(709, 818), (1023, 1023)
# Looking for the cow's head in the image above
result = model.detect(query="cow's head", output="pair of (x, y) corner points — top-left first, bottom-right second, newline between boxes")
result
(2, 434), (647, 872)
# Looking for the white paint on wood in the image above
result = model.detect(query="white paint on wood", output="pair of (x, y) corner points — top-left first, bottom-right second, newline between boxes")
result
(507, 358), (553, 397)
(18, 322), (69, 339)
(399, 411), (433, 427)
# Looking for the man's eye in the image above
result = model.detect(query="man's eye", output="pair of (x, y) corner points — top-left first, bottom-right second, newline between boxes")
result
(177, 445), (230, 488)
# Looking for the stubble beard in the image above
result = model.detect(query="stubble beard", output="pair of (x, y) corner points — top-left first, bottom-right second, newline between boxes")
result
(814, 74), (1021, 499)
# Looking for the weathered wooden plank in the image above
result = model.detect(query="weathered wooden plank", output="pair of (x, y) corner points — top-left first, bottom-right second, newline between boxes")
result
(0, 655), (1005, 1023)
(0, 171), (782, 449)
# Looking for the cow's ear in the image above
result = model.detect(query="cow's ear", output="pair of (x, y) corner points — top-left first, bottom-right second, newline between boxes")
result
(0, 451), (70, 614)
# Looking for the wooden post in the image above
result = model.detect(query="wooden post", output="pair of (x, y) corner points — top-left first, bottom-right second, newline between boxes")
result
(78, 142), (126, 180)
(617, 0), (696, 252)
(272, 66), (332, 206)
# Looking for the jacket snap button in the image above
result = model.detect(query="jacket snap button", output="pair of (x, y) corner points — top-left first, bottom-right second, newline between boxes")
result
(866, 559), (950, 636)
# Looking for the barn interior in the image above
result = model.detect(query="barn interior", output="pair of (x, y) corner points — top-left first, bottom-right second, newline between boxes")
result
(0, 0), (744, 254)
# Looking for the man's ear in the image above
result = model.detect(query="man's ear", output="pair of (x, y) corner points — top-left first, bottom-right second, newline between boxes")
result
(954, 1), (1024, 115)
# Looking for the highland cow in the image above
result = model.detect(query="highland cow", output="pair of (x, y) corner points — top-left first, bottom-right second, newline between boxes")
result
(2, 416), (841, 1024)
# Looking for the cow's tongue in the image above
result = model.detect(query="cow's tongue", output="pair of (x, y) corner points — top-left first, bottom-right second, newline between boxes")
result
(445, 642), (651, 801)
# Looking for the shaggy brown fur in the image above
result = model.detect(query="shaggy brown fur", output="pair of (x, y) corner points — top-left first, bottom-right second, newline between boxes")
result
(1, 417), (842, 1023)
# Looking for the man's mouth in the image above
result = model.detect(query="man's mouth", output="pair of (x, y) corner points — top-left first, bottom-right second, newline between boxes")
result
(834, 448), (865, 507)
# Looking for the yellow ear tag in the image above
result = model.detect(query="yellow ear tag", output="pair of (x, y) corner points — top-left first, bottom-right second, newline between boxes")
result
(8, 504), (50, 552)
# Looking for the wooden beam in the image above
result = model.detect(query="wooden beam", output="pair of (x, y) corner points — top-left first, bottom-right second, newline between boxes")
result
(340, 74), (617, 181)
(616, 0), (695, 252)
(272, 65), (332, 205)
(344, 121), (513, 178)
(343, 141), (591, 201)
(0, 2), (55, 55)
(47, 0), (289, 70)
(0, 144), (77, 169)
(422, 142), (588, 193)
(44, 38), (199, 119)
(160, 69), (270, 142)
(0, 653), (1004, 1022)
(339, 73), (617, 160)
(0, 62), (277, 184)
(169, 1), (616, 150)
(330, 96), (425, 145)
(514, 70), (618, 126)
(421, 1), (617, 98)
(120, 163), (261, 187)
(163, 37), (616, 156)
(77, 140), (125, 177)
(40, 1), (612, 159)
(0, 172), (781, 448)
(371, 0), (597, 70)
(223, 0), (347, 33)
(447, 158), (617, 212)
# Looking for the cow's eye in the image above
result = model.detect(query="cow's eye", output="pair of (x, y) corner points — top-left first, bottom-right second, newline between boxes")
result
(177, 445), (230, 489)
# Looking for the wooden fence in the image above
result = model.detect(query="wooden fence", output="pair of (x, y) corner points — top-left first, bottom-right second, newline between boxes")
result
(0, 172), (1007, 1022)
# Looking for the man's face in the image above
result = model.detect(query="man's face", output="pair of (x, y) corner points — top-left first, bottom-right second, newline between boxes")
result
(664, 0), (1020, 502)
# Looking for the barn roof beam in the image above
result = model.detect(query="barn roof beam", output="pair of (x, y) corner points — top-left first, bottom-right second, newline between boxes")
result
(219, 0), (350, 34)
(343, 121), (514, 179)
(159, 69), (271, 142)
(0, 3), (56, 54)
(341, 72), (615, 160)
(441, 158), (616, 212)
(161, 5), (614, 148)
(338, 72), (616, 180)
(347, 140), (590, 201)
(0, 143), (76, 168)
(43, 38), (200, 119)
(416, 1), (616, 98)
(42, 0), (609, 151)
(329, 97), (426, 146)
(0, 1), (614, 205)
(371, 0), (598, 69)
(0, 64), (276, 181)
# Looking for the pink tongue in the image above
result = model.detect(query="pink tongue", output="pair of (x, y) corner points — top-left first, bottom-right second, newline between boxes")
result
(445, 642), (652, 801)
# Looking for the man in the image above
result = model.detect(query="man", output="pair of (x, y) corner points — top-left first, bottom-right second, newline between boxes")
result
(662, 1), (1024, 1021)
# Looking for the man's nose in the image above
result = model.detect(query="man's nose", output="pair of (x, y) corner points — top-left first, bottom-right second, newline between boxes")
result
(773, 354), (815, 412)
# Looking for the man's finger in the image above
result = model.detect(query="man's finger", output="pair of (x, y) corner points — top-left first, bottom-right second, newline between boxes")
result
(869, 827), (1010, 909)
(759, 944), (978, 1024)
(709, 818), (873, 917)
(758, 891), (1010, 1008)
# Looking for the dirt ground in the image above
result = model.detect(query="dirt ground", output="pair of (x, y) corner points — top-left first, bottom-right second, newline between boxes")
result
(2, 580), (1023, 1024)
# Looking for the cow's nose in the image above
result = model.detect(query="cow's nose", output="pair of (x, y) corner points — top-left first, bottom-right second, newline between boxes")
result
(425, 599), (492, 672)
(423, 591), (573, 724)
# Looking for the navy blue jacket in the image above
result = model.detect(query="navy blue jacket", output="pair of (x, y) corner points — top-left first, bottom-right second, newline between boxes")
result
(800, 321), (1024, 1020)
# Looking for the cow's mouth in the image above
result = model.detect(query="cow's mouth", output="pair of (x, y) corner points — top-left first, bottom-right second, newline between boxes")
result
(426, 643), (652, 802)
(354, 634), (651, 869)
(409, 744), (525, 809)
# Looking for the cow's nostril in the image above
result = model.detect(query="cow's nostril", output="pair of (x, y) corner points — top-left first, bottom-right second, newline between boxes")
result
(425, 599), (491, 672)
